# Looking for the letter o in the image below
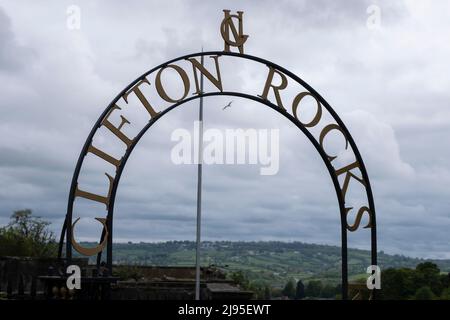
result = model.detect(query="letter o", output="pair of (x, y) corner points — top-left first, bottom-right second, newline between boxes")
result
(292, 92), (322, 128)
(155, 64), (190, 103)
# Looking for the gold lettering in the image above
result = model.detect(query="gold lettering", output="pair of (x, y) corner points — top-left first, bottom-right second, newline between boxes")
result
(123, 79), (160, 119)
(155, 64), (190, 103)
(187, 56), (223, 94)
(345, 206), (372, 231)
(292, 92), (323, 128)
(71, 217), (108, 256)
(259, 67), (288, 110)
(74, 173), (114, 209)
(220, 10), (249, 54)
(335, 161), (366, 201)
(101, 105), (133, 148)
(87, 145), (121, 169)
(319, 124), (349, 162)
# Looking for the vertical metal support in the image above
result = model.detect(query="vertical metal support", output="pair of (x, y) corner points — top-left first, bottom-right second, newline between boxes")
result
(107, 206), (113, 275)
(370, 200), (377, 299)
(66, 202), (73, 265)
(341, 227), (348, 300)
(58, 218), (66, 259)
(195, 53), (205, 300)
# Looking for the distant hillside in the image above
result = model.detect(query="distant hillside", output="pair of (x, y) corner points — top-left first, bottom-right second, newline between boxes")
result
(78, 241), (450, 287)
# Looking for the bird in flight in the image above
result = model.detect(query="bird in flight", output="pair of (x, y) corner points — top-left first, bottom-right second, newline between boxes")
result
(222, 101), (233, 110)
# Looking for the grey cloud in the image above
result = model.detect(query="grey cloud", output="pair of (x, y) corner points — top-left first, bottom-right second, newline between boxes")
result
(0, 6), (35, 71)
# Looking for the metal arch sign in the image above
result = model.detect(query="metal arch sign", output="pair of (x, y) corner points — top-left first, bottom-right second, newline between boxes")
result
(58, 10), (377, 300)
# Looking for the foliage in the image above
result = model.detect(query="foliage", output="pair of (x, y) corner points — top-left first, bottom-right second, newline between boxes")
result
(281, 278), (296, 299)
(113, 265), (145, 281)
(228, 270), (269, 299)
(264, 285), (272, 299)
(413, 262), (442, 296)
(380, 262), (450, 300)
(414, 286), (435, 300)
(440, 287), (450, 300)
(379, 268), (415, 299)
(229, 270), (250, 289)
(0, 209), (57, 257)
(306, 280), (323, 298)
(320, 283), (337, 298)
(295, 280), (305, 299)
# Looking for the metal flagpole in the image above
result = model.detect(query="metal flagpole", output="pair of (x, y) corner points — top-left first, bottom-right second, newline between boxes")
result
(195, 51), (204, 300)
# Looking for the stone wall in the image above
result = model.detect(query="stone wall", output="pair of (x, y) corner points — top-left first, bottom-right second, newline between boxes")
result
(110, 266), (252, 300)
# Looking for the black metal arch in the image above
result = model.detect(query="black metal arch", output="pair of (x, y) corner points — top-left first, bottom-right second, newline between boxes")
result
(58, 51), (377, 300)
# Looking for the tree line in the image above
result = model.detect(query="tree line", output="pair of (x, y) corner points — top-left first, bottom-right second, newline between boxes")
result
(231, 262), (450, 300)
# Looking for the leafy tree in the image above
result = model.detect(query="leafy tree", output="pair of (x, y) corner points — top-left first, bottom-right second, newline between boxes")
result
(0, 209), (56, 257)
(264, 285), (272, 300)
(320, 284), (337, 298)
(414, 286), (435, 300)
(380, 268), (415, 300)
(248, 281), (266, 299)
(380, 263), (450, 300)
(305, 280), (323, 298)
(440, 273), (450, 289)
(335, 283), (342, 297)
(282, 278), (296, 299)
(440, 287), (450, 300)
(413, 262), (442, 296)
(295, 280), (305, 299)
(229, 270), (250, 289)
(416, 262), (440, 274)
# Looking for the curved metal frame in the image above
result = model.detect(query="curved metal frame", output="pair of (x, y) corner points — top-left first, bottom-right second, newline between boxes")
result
(58, 51), (377, 300)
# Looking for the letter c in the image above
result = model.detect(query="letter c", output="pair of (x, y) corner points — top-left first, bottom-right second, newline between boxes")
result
(71, 217), (108, 256)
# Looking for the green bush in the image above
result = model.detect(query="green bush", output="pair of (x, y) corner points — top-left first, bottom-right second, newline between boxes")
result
(380, 262), (449, 300)
(0, 209), (57, 257)
(282, 278), (296, 299)
(414, 286), (435, 300)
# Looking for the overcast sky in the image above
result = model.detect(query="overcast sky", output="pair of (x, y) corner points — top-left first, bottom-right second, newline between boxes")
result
(0, 1), (449, 259)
